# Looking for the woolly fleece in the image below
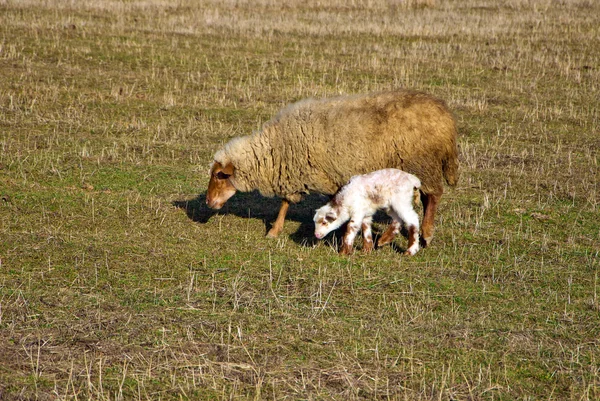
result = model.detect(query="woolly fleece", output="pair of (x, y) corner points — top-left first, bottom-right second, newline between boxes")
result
(212, 89), (459, 203)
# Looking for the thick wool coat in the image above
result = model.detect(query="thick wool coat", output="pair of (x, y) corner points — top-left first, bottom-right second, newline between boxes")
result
(213, 89), (459, 203)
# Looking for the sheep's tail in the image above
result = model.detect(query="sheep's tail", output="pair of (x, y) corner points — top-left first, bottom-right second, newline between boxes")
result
(442, 137), (460, 187)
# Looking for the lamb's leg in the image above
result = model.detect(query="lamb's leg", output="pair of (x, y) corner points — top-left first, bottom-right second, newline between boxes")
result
(377, 220), (401, 247)
(395, 205), (420, 256)
(405, 225), (420, 255)
(420, 191), (441, 247)
(340, 217), (362, 255)
(361, 217), (374, 253)
(266, 199), (289, 238)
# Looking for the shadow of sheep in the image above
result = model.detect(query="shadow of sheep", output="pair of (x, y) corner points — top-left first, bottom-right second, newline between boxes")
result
(172, 192), (408, 252)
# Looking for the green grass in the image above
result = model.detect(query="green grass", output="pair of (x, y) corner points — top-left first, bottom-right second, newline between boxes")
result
(1, 0), (599, 399)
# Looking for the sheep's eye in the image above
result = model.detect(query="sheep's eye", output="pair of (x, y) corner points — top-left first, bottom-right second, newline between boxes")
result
(325, 215), (336, 223)
(215, 171), (231, 180)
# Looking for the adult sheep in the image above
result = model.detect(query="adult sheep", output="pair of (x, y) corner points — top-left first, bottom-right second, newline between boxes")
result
(206, 89), (459, 247)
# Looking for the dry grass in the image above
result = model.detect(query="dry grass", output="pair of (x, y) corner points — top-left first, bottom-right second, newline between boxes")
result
(1, 0), (599, 399)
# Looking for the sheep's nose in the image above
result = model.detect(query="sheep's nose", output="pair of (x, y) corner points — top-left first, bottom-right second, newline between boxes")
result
(206, 197), (222, 209)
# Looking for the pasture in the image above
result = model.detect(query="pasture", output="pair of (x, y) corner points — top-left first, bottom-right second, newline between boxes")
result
(1, 0), (599, 399)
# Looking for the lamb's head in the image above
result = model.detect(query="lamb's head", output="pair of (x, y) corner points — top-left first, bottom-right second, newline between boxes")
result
(206, 161), (236, 209)
(313, 203), (347, 239)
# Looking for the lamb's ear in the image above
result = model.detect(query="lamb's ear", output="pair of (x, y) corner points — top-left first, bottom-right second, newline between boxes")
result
(325, 211), (337, 222)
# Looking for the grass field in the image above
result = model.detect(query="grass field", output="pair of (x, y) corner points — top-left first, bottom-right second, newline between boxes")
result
(1, 0), (599, 399)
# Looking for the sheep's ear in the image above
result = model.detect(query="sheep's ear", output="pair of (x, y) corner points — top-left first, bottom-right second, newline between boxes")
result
(221, 162), (234, 175)
(214, 162), (234, 179)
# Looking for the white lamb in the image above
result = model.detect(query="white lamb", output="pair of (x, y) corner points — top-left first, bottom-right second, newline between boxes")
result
(313, 169), (421, 256)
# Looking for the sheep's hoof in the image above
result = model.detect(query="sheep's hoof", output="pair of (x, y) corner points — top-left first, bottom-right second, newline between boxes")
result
(419, 236), (432, 248)
(362, 241), (374, 253)
(266, 229), (280, 238)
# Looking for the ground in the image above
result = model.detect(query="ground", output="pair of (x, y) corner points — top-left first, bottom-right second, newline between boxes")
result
(0, 0), (599, 399)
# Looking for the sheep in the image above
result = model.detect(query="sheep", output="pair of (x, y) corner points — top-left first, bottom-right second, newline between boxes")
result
(206, 89), (459, 246)
(314, 169), (421, 255)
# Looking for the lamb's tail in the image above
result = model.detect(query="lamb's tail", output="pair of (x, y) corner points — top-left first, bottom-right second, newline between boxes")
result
(409, 174), (422, 190)
(412, 176), (421, 205)
(442, 138), (460, 187)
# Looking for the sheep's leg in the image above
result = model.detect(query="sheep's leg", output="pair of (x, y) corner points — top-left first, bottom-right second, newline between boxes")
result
(377, 220), (401, 247)
(420, 191), (441, 247)
(340, 217), (362, 255)
(266, 199), (290, 238)
(361, 217), (374, 253)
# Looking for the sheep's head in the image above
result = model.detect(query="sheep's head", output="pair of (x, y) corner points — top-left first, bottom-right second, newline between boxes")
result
(313, 203), (346, 239)
(206, 161), (236, 209)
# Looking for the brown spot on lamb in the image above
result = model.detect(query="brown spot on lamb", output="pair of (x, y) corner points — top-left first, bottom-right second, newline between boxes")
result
(314, 169), (421, 255)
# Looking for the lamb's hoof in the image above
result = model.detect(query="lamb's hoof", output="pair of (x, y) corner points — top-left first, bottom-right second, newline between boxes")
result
(403, 249), (419, 256)
(362, 245), (373, 254)
(339, 245), (353, 255)
(377, 237), (392, 247)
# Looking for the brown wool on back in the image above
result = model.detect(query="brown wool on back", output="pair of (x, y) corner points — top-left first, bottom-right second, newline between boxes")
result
(213, 89), (459, 201)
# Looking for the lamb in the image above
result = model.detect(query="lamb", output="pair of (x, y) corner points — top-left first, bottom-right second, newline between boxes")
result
(314, 169), (422, 255)
(206, 89), (459, 246)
